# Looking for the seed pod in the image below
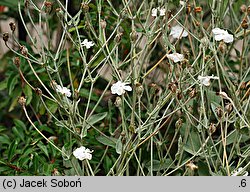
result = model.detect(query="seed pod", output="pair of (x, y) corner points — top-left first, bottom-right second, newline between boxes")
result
(114, 96), (122, 107)
(209, 123), (216, 134)
(81, 3), (89, 13)
(247, 6), (250, 15)
(175, 118), (183, 129)
(219, 41), (227, 53)
(18, 96), (26, 106)
(100, 19), (107, 29)
(14, 57), (20, 68)
(130, 30), (137, 43)
(189, 88), (197, 99)
(115, 33), (123, 43)
(9, 22), (16, 32)
(186, 4), (191, 15)
(240, 5), (247, 13)
(20, 45), (28, 56)
(177, 89), (182, 100)
(44, 1), (53, 14)
(216, 107), (223, 118)
(186, 161), (198, 171)
(135, 82), (144, 97)
(241, 19), (248, 29)
(35, 88), (42, 96)
(194, 6), (202, 13)
(2, 32), (9, 42)
(168, 81), (178, 93)
(225, 103), (233, 114)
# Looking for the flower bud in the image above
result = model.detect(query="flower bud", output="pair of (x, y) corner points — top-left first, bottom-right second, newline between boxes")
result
(168, 81), (178, 93)
(114, 96), (122, 107)
(175, 118), (183, 129)
(3, 32), (9, 42)
(115, 33), (123, 43)
(9, 22), (16, 32)
(130, 30), (137, 43)
(240, 5), (247, 13)
(219, 41), (227, 53)
(100, 19), (106, 29)
(189, 88), (197, 99)
(225, 103), (233, 114)
(216, 107), (223, 118)
(135, 82), (143, 97)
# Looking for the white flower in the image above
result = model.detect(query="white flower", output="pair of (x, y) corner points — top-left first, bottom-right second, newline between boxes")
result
(55, 85), (71, 97)
(151, 8), (158, 17)
(166, 53), (185, 63)
(151, 7), (165, 17)
(111, 81), (132, 95)
(159, 8), (166, 16)
(81, 39), (94, 49)
(198, 75), (219, 86)
(179, 1), (185, 6)
(212, 28), (234, 43)
(231, 167), (248, 176)
(73, 146), (93, 161)
(170, 25), (188, 39)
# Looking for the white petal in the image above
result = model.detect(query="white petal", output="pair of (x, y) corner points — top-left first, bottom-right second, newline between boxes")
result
(167, 53), (184, 63)
(223, 34), (234, 43)
(170, 25), (188, 39)
(123, 85), (132, 91)
(159, 8), (165, 16)
(151, 8), (157, 17)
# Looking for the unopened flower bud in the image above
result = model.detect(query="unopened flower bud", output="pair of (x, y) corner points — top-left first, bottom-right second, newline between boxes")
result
(14, 57), (20, 68)
(189, 88), (197, 98)
(175, 118), (183, 129)
(9, 22), (16, 32)
(219, 41), (227, 53)
(114, 96), (122, 107)
(225, 103), (233, 114)
(115, 33), (123, 43)
(135, 82), (143, 97)
(3, 32), (9, 42)
(130, 30), (137, 43)
(100, 19), (106, 29)
(18, 96), (26, 106)
(240, 5), (247, 13)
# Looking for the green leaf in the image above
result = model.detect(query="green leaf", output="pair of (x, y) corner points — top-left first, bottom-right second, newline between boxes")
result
(115, 137), (123, 154)
(0, 135), (11, 144)
(23, 85), (33, 105)
(0, 80), (7, 91)
(96, 135), (117, 148)
(145, 159), (173, 171)
(14, 119), (27, 133)
(86, 112), (107, 129)
(7, 74), (18, 95)
(183, 129), (201, 155)
(37, 141), (49, 158)
(12, 127), (24, 142)
(8, 140), (18, 162)
(45, 100), (58, 114)
(79, 88), (99, 101)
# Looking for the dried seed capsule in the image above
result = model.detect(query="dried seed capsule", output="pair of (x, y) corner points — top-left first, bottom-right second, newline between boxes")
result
(18, 96), (26, 106)
(209, 123), (216, 134)
(44, 1), (53, 13)
(189, 88), (197, 99)
(3, 32), (9, 42)
(240, 5), (247, 13)
(130, 30), (137, 43)
(186, 4), (191, 15)
(241, 19), (248, 29)
(225, 103), (233, 114)
(194, 6), (202, 13)
(81, 3), (89, 13)
(216, 107), (223, 118)
(20, 45), (28, 56)
(14, 57), (20, 68)
(9, 22), (16, 32)
(114, 96), (122, 107)
(35, 88), (42, 96)
(135, 82), (143, 97)
(100, 19), (107, 29)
